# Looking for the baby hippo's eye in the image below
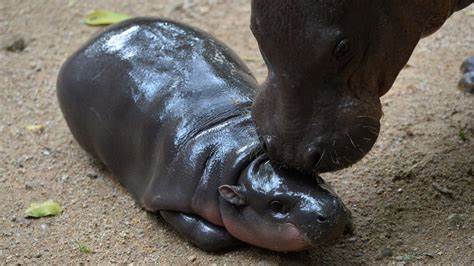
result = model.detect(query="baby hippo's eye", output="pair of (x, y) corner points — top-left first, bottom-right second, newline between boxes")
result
(270, 200), (287, 215)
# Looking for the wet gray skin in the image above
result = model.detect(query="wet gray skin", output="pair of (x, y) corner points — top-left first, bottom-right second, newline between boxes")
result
(57, 18), (352, 252)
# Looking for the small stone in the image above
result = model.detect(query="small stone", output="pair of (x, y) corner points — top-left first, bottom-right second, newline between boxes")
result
(347, 237), (357, 243)
(357, 252), (366, 257)
(448, 214), (466, 228)
(40, 223), (48, 230)
(3, 37), (27, 52)
(34, 253), (42, 258)
(397, 188), (403, 193)
(187, 255), (197, 262)
(42, 149), (51, 156)
(381, 247), (393, 257)
(432, 182), (454, 198)
(87, 173), (98, 179)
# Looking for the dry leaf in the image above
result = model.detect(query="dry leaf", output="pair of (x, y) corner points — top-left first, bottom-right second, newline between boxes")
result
(83, 10), (130, 26)
(26, 124), (45, 134)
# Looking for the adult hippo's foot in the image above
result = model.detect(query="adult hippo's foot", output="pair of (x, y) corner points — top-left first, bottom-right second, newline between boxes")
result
(160, 211), (243, 252)
(459, 56), (474, 94)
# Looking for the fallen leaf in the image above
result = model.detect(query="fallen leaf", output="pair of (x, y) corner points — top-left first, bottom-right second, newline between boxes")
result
(77, 242), (93, 254)
(25, 200), (63, 218)
(83, 10), (130, 26)
(26, 124), (45, 134)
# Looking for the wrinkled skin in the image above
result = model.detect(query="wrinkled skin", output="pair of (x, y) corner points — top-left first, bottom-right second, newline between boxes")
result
(57, 18), (352, 252)
(251, 0), (473, 173)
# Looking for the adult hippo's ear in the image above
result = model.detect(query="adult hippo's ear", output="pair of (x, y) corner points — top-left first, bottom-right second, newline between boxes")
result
(218, 185), (247, 206)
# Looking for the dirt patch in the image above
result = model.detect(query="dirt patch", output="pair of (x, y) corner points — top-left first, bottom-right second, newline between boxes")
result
(0, 0), (473, 264)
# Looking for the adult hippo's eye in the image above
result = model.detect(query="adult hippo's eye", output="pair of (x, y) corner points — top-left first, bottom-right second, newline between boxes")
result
(270, 200), (288, 215)
(334, 39), (351, 60)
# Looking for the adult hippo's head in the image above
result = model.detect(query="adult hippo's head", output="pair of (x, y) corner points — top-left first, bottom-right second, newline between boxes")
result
(250, 0), (471, 173)
(218, 155), (352, 252)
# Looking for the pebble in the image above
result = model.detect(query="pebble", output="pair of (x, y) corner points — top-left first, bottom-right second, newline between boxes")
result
(40, 223), (48, 230)
(3, 36), (27, 52)
(447, 213), (466, 228)
(381, 247), (393, 257)
(187, 255), (197, 262)
(347, 237), (357, 243)
(87, 173), (98, 179)
(432, 182), (454, 198)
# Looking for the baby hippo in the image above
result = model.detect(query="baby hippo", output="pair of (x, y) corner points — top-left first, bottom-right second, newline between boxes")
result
(57, 18), (352, 252)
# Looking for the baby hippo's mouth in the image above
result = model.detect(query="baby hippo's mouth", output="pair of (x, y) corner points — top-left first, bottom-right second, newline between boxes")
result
(283, 207), (353, 251)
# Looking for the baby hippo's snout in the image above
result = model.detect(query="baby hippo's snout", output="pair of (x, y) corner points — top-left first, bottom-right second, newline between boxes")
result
(295, 192), (352, 246)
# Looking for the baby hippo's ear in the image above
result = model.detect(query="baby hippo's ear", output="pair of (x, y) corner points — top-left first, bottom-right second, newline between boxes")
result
(218, 185), (247, 206)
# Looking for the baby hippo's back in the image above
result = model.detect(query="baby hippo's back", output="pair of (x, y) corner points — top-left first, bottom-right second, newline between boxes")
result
(57, 18), (258, 199)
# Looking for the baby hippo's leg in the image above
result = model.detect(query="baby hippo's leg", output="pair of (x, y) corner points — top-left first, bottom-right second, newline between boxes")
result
(160, 211), (242, 251)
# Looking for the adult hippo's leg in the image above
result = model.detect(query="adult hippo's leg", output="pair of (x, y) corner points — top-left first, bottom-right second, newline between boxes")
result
(159, 211), (243, 252)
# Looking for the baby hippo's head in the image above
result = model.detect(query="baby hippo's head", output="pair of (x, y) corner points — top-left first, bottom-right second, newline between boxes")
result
(218, 155), (352, 252)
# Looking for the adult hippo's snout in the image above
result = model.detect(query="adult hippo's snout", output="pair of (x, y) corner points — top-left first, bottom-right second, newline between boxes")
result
(257, 93), (382, 173)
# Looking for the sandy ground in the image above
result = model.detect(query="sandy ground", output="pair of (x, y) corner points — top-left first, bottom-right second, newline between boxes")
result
(0, 0), (473, 264)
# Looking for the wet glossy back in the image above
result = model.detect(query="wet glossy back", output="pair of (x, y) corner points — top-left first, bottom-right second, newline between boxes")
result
(57, 18), (259, 203)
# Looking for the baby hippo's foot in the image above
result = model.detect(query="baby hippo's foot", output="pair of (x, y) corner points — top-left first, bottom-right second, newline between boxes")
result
(459, 56), (474, 94)
(160, 211), (243, 252)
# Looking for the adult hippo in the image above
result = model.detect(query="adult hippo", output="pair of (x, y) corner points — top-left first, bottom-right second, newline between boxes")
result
(250, 0), (473, 173)
(57, 18), (352, 252)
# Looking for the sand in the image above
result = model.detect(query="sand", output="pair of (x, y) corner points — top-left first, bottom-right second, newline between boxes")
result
(0, 0), (473, 264)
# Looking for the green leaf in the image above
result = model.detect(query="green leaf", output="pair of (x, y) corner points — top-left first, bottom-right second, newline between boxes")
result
(77, 242), (93, 254)
(25, 200), (63, 218)
(83, 10), (130, 26)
